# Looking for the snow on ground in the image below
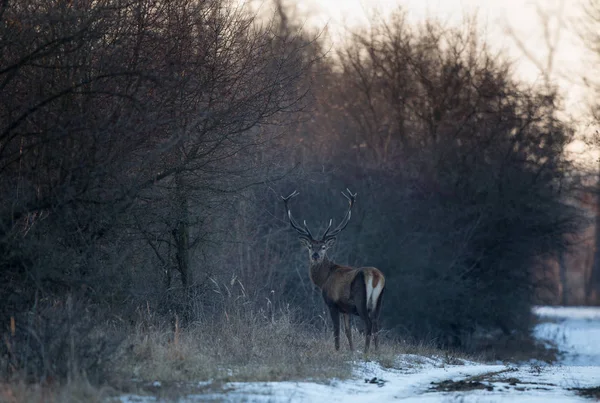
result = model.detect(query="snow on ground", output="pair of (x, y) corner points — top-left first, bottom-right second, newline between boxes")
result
(534, 306), (600, 366)
(117, 306), (600, 402)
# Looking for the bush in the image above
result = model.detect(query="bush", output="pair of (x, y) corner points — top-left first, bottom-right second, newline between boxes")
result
(2, 297), (124, 384)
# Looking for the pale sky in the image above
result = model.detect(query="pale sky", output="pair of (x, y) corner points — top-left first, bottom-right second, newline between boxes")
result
(302, 0), (584, 109)
(244, 0), (596, 160)
(293, 0), (594, 159)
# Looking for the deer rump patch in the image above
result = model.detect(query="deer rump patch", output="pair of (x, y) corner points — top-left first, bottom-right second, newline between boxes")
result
(365, 270), (384, 312)
(322, 268), (384, 316)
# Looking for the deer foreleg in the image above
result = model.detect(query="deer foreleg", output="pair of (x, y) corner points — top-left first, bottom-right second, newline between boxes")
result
(343, 313), (353, 351)
(328, 306), (340, 351)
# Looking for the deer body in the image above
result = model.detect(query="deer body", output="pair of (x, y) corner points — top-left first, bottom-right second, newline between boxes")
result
(310, 260), (384, 314)
(282, 189), (385, 353)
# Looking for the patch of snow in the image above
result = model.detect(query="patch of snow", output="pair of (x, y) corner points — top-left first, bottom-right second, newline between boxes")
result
(195, 361), (507, 403)
(190, 362), (599, 402)
(406, 365), (600, 403)
(534, 306), (600, 366)
(534, 306), (600, 320)
(118, 396), (155, 403)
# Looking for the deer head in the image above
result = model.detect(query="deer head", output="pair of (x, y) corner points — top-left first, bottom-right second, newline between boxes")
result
(281, 189), (357, 263)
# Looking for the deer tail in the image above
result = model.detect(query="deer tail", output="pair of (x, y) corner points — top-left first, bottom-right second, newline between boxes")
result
(365, 270), (384, 315)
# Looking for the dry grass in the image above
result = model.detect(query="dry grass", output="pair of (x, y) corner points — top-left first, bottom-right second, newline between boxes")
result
(0, 377), (112, 403)
(116, 309), (355, 386)
(112, 312), (477, 396)
(2, 307), (361, 400)
(0, 300), (551, 401)
(368, 336), (476, 371)
(475, 333), (559, 364)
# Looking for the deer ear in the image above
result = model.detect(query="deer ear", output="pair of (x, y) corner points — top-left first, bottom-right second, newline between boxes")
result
(324, 238), (336, 248)
(299, 237), (312, 248)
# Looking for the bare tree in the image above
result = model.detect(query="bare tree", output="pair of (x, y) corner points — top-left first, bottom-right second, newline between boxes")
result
(0, 0), (314, 369)
(286, 9), (583, 348)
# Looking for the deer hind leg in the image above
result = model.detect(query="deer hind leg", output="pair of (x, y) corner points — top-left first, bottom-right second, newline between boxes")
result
(342, 313), (353, 351)
(372, 319), (379, 351)
(372, 287), (385, 350)
(361, 313), (373, 354)
(328, 305), (341, 351)
(355, 294), (373, 354)
(351, 271), (372, 354)
(366, 316), (373, 353)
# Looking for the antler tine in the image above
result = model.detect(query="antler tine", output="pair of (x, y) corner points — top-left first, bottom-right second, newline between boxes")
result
(322, 189), (357, 240)
(342, 188), (357, 202)
(281, 190), (315, 240)
(281, 190), (300, 202)
(320, 218), (333, 239)
(302, 220), (315, 239)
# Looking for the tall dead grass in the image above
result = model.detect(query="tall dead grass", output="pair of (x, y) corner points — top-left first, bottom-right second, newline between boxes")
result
(114, 308), (474, 390)
(1, 300), (553, 402)
(2, 281), (540, 403)
(0, 377), (112, 403)
(0, 280), (496, 400)
(117, 307), (355, 384)
(112, 278), (463, 388)
(1, 290), (480, 401)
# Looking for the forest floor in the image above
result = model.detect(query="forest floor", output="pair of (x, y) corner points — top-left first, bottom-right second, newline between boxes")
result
(114, 306), (600, 402)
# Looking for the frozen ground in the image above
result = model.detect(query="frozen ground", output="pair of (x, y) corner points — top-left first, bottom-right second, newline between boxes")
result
(534, 306), (600, 367)
(118, 306), (600, 402)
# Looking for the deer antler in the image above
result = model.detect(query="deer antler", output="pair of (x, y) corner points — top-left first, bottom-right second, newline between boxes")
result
(321, 188), (357, 241)
(281, 190), (315, 240)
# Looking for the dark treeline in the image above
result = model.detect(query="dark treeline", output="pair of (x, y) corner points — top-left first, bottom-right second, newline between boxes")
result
(0, 0), (586, 383)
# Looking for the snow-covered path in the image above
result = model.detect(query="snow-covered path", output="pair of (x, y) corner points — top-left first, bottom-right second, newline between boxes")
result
(534, 306), (600, 367)
(188, 361), (597, 402)
(118, 306), (600, 402)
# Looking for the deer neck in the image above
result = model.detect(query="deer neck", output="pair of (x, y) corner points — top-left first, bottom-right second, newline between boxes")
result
(309, 257), (335, 290)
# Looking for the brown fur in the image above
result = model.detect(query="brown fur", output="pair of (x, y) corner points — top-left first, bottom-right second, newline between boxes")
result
(309, 256), (385, 353)
(371, 272), (381, 288)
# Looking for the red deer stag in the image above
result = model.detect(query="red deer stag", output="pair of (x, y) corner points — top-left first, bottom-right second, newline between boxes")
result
(281, 189), (385, 353)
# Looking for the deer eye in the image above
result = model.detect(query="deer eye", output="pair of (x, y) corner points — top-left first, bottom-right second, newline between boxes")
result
(321, 245), (326, 249)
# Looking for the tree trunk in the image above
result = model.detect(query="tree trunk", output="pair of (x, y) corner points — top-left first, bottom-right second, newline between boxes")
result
(173, 172), (190, 289)
(559, 249), (569, 306)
